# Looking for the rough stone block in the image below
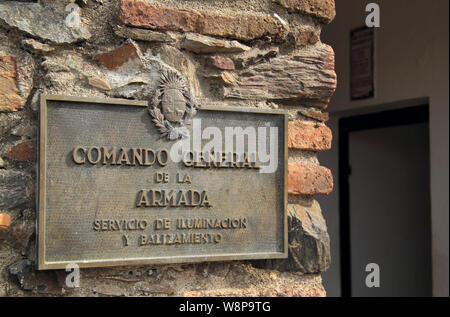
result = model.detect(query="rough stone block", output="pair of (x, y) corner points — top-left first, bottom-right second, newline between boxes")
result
(0, 170), (30, 210)
(0, 53), (35, 112)
(273, 0), (336, 23)
(209, 56), (235, 71)
(261, 201), (331, 273)
(291, 28), (320, 46)
(298, 107), (329, 122)
(21, 39), (55, 54)
(8, 260), (64, 295)
(224, 44), (336, 108)
(0, 2), (91, 43)
(0, 55), (23, 112)
(182, 33), (250, 54)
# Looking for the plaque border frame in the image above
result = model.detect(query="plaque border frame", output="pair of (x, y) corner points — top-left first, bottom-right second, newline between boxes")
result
(38, 95), (288, 270)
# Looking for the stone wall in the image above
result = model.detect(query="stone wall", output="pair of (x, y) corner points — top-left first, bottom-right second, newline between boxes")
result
(0, 0), (336, 297)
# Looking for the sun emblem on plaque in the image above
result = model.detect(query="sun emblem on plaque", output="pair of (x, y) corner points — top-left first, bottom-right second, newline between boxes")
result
(149, 70), (198, 140)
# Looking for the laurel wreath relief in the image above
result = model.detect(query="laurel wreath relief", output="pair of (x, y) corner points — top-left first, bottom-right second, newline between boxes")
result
(149, 71), (198, 140)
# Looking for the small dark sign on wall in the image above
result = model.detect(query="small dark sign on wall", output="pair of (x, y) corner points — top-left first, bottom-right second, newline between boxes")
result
(350, 27), (374, 100)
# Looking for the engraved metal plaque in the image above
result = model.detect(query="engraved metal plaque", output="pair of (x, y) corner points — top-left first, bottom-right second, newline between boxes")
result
(38, 95), (287, 269)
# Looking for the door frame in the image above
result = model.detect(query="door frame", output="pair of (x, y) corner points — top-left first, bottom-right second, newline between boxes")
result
(338, 104), (430, 297)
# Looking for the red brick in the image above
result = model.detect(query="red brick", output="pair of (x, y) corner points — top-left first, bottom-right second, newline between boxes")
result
(6, 140), (36, 162)
(118, 0), (286, 41)
(288, 120), (332, 151)
(0, 56), (25, 112)
(274, 0), (336, 24)
(93, 42), (140, 71)
(0, 214), (11, 230)
(291, 29), (319, 46)
(209, 56), (235, 70)
(288, 162), (333, 195)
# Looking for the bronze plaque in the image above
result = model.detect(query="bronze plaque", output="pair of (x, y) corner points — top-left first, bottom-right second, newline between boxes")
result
(38, 95), (287, 270)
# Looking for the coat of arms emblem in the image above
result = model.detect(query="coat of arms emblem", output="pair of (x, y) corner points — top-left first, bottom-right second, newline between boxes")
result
(149, 70), (198, 140)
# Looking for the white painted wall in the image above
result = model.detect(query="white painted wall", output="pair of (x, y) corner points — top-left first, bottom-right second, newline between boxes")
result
(319, 0), (449, 296)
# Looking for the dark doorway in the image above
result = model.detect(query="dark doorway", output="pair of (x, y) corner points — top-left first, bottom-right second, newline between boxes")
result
(339, 105), (432, 297)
